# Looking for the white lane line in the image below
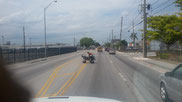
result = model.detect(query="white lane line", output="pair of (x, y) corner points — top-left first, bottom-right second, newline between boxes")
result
(119, 73), (127, 82)
(110, 60), (113, 64)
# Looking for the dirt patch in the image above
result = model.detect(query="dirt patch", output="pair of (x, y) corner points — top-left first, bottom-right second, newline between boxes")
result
(148, 56), (180, 65)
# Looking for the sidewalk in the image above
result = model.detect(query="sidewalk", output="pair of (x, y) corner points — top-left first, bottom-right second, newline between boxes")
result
(117, 51), (178, 73)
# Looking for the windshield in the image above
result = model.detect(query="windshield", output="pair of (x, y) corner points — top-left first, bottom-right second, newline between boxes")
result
(0, 0), (182, 102)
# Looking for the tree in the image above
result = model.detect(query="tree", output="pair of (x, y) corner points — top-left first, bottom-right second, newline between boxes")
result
(94, 42), (100, 47)
(119, 40), (128, 46)
(130, 33), (138, 45)
(111, 40), (128, 50)
(147, 14), (182, 50)
(175, 0), (182, 10)
(80, 37), (94, 48)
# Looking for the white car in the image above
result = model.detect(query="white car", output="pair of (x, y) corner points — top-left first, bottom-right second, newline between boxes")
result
(33, 96), (122, 102)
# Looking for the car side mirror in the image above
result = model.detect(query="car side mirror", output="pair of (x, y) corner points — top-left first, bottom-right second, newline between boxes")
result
(165, 72), (172, 77)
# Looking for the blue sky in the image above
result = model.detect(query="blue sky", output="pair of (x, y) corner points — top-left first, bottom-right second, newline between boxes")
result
(0, 0), (180, 45)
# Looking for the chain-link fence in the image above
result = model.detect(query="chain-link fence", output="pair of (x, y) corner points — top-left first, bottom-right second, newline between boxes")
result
(0, 47), (77, 64)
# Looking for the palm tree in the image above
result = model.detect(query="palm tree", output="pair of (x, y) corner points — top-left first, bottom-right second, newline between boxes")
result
(130, 33), (138, 46)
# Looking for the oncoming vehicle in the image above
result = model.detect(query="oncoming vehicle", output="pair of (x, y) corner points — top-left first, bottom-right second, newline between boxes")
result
(97, 46), (103, 52)
(160, 64), (182, 102)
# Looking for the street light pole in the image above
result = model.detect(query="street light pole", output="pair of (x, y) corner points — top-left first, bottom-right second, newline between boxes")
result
(44, 8), (47, 58)
(23, 26), (26, 60)
(44, 0), (57, 58)
(120, 16), (123, 41)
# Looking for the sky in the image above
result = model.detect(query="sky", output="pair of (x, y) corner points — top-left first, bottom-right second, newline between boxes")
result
(0, 0), (180, 45)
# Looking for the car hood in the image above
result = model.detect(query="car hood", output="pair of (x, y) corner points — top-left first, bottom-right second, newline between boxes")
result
(32, 96), (122, 102)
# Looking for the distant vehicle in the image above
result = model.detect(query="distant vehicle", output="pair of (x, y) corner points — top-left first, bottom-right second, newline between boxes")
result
(105, 48), (110, 52)
(92, 48), (95, 50)
(97, 46), (103, 52)
(160, 64), (182, 102)
(109, 49), (116, 54)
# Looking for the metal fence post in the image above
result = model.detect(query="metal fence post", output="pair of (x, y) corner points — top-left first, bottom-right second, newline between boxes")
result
(13, 49), (16, 63)
(7, 48), (10, 64)
(28, 48), (29, 61)
(0, 47), (2, 59)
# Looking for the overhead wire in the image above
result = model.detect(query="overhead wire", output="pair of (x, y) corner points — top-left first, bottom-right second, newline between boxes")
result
(152, 2), (174, 15)
(123, 0), (173, 37)
(151, 0), (159, 5)
(152, 0), (172, 12)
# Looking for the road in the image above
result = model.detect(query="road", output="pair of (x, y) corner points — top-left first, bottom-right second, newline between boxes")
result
(7, 50), (165, 102)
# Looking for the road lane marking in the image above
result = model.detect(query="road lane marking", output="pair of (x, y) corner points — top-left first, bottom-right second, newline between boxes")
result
(55, 73), (74, 78)
(35, 59), (74, 98)
(53, 72), (77, 96)
(41, 68), (59, 97)
(60, 63), (87, 95)
(53, 63), (87, 96)
(119, 73), (127, 82)
(35, 67), (59, 98)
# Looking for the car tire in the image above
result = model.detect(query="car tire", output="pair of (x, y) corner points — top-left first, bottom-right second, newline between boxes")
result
(160, 83), (169, 102)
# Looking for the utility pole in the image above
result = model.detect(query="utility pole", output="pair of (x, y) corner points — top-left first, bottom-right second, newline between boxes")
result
(29, 38), (32, 48)
(132, 20), (135, 47)
(120, 16), (123, 41)
(109, 34), (111, 42)
(23, 26), (26, 60)
(111, 29), (114, 48)
(112, 29), (114, 42)
(1, 36), (4, 45)
(143, 0), (147, 58)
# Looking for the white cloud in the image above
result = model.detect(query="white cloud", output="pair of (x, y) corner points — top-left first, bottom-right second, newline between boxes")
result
(0, 0), (180, 45)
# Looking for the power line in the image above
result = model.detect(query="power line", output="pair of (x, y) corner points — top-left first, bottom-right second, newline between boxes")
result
(152, 2), (174, 15)
(126, 20), (143, 32)
(151, 0), (159, 5)
(152, 0), (171, 12)
(134, 13), (140, 21)
(135, 20), (143, 27)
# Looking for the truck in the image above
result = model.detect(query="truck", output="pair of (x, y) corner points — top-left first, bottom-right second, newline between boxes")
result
(97, 46), (103, 52)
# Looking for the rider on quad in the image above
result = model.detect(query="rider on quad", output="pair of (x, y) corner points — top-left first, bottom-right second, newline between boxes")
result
(87, 52), (93, 58)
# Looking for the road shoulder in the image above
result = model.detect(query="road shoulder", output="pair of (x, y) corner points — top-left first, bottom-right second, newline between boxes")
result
(116, 51), (178, 73)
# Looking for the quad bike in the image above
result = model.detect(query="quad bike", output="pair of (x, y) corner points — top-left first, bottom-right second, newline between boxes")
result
(81, 54), (95, 64)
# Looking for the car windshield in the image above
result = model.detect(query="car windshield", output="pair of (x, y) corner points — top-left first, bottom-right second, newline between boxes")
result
(1, 0), (182, 102)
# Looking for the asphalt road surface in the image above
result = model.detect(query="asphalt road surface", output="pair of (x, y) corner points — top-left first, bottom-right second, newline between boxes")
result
(7, 50), (166, 102)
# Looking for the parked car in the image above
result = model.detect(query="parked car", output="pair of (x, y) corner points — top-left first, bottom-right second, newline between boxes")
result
(160, 64), (182, 102)
(109, 49), (116, 54)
